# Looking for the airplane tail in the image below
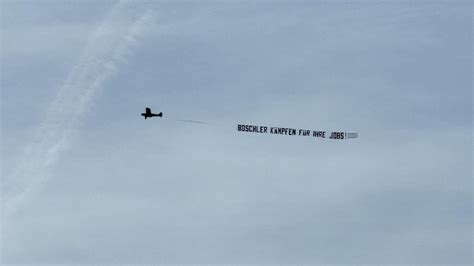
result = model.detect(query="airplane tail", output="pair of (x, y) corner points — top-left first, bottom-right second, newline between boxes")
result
(158, 112), (163, 117)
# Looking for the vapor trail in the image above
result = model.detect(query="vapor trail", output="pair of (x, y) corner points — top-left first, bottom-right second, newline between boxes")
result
(3, 1), (155, 217)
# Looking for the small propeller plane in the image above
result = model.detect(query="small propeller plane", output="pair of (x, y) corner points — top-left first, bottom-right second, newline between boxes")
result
(141, 107), (162, 119)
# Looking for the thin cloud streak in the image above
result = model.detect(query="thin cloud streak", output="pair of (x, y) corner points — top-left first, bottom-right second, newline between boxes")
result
(3, 2), (155, 217)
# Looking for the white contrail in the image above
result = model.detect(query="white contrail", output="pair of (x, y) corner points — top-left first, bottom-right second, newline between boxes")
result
(3, 1), (155, 217)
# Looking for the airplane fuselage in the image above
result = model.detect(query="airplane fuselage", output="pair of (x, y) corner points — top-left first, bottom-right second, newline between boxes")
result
(141, 113), (161, 119)
(141, 108), (162, 119)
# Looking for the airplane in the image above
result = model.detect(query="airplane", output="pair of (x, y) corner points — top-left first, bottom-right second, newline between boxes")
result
(141, 107), (163, 119)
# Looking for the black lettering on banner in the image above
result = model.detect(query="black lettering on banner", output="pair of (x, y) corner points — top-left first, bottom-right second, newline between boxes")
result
(237, 124), (357, 140)
(330, 132), (345, 139)
(312, 131), (326, 138)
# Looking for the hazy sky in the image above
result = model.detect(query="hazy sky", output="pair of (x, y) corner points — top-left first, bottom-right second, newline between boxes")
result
(1, 0), (472, 264)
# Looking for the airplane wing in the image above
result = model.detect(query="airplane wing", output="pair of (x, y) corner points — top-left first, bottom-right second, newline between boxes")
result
(145, 108), (151, 115)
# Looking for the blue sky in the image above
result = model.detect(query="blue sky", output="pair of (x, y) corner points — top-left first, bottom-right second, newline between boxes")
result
(1, 0), (472, 264)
